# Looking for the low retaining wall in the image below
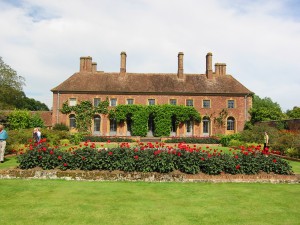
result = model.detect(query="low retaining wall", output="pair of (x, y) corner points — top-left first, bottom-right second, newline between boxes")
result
(0, 169), (299, 183)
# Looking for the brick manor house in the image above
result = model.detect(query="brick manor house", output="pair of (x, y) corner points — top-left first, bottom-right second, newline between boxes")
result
(51, 52), (253, 137)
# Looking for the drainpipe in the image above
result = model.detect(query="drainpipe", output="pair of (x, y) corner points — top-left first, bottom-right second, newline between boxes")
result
(56, 91), (60, 124)
(244, 94), (248, 124)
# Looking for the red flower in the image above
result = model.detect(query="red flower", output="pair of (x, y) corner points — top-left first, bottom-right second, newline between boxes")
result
(177, 152), (181, 157)
(234, 155), (238, 159)
(49, 150), (54, 155)
(236, 164), (241, 169)
(38, 156), (42, 160)
(82, 157), (86, 161)
(134, 155), (139, 160)
(63, 163), (68, 167)
(273, 159), (277, 163)
(107, 140), (111, 143)
(201, 157), (205, 161)
(108, 151), (113, 156)
(58, 156), (62, 160)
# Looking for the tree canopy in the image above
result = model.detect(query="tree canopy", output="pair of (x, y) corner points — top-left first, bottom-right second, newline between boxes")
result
(249, 95), (284, 124)
(0, 57), (49, 111)
(286, 106), (300, 119)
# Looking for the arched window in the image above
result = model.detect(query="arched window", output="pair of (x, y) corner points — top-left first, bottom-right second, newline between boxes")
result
(227, 117), (235, 131)
(203, 116), (210, 136)
(94, 115), (101, 134)
(110, 118), (117, 135)
(69, 114), (76, 128)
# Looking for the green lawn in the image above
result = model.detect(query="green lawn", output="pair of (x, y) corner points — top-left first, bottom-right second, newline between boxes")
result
(0, 180), (299, 225)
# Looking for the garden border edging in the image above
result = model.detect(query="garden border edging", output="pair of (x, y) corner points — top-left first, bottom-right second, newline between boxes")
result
(0, 169), (299, 183)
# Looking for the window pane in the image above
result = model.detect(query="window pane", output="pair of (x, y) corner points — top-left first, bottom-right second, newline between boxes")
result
(94, 98), (101, 107)
(110, 98), (117, 106)
(228, 100), (234, 108)
(203, 100), (210, 108)
(227, 117), (235, 130)
(110, 119), (117, 131)
(186, 99), (193, 106)
(148, 99), (155, 105)
(127, 99), (134, 105)
(170, 99), (177, 105)
(69, 114), (76, 128)
(69, 98), (77, 106)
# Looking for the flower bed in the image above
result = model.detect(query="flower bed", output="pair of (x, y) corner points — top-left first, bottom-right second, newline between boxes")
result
(16, 140), (293, 175)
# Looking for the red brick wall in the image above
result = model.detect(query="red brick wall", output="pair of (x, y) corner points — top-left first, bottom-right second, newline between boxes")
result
(52, 92), (251, 136)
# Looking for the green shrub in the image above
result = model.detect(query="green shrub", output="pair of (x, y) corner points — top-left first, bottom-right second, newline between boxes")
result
(53, 123), (69, 131)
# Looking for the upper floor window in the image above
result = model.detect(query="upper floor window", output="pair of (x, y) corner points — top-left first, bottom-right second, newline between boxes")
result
(186, 99), (193, 106)
(203, 100), (211, 108)
(170, 99), (177, 105)
(110, 98), (117, 106)
(94, 98), (101, 107)
(228, 100), (235, 108)
(148, 99), (155, 105)
(127, 99), (134, 105)
(69, 98), (77, 106)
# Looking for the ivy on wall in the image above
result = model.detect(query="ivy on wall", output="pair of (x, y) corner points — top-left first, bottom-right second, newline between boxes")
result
(60, 98), (109, 132)
(61, 98), (201, 137)
(109, 104), (201, 137)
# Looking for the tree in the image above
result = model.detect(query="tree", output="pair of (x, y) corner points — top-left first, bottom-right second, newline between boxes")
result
(286, 106), (300, 119)
(0, 57), (49, 111)
(249, 95), (284, 124)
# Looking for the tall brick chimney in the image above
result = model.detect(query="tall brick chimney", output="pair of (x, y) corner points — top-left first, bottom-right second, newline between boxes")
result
(92, 62), (97, 73)
(80, 56), (92, 72)
(215, 63), (226, 76)
(120, 51), (127, 76)
(206, 52), (213, 79)
(177, 52), (184, 79)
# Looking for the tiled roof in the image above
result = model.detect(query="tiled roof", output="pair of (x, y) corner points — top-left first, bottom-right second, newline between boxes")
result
(51, 72), (253, 95)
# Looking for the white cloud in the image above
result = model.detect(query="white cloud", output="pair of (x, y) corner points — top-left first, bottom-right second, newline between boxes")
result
(0, 0), (299, 111)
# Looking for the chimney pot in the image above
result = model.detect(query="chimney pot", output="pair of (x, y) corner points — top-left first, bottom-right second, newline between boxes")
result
(120, 51), (127, 76)
(80, 56), (92, 72)
(206, 52), (213, 79)
(178, 52), (184, 79)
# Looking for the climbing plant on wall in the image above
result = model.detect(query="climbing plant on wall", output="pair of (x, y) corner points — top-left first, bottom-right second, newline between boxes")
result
(109, 104), (201, 137)
(60, 98), (109, 132)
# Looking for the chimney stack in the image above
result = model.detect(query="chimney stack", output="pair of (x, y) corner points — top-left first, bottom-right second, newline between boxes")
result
(120, 51), (127, 76)
(80, 56), (92, 72)
(92, 62), (97, 72)
(177, 52), (184, 79)
(206, 52), (213, 79)
(215, 63), (226, 76)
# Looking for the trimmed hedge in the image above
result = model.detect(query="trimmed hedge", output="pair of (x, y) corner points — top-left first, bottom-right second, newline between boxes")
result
(17, 141), (293, 175)
(83, 136), (134, 143)
(164, 137), (220, 144)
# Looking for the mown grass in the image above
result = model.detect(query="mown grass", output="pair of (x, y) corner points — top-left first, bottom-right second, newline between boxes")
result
(0, 180), (299, 225)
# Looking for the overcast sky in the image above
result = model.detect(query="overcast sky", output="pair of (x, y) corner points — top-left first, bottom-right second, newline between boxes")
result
(1, 0), (299, 111)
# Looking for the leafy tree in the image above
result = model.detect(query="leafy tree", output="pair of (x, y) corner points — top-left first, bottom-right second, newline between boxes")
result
(286, 106), (300, 119)
(249, 95), (284, 124)
(0, 57), (49, 111)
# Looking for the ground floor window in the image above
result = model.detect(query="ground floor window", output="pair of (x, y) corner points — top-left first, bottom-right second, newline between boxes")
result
(69, 114), (76, 128)
(227, 117), (235, 131)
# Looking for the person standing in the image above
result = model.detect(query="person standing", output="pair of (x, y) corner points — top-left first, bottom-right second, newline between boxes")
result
(0, 124), (9, 163)
(264, 132), (269, 150)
